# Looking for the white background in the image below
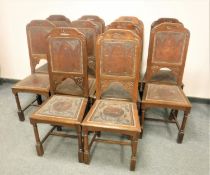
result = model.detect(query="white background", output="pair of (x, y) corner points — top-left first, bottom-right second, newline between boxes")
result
(0, 0), (209, 98)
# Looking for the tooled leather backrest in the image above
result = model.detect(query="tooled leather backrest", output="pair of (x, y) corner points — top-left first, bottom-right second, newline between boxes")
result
(96, 29), (142, 102)
(79, 15), (105, 32)
(47, 28), (88, 97)
(47, 15), (71, 27)
(26, 20), (55, 73)
(145, 23), (190, 85)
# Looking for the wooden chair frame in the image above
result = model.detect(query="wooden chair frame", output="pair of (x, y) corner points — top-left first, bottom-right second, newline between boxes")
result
(12, 20), (55, 121)
(30, 28), (89, 162)
(82, 29), (142, 171)
(141, 23), (191, 143)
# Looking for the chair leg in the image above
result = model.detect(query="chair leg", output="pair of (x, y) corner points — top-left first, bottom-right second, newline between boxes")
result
(139, 109), (145, 139)
(56, 126), (62, 131)
(76, 126), (83, 163)
(32, 123), (44, 156)
(177, 111), (189, 144)
(130, 135), (138, 171)
(36, 94), (42, 105)
(169, 109), (179, 120)
(14, 93), (24, 121)
(83, 130), (90, 164)
(96, 131), (101, 137)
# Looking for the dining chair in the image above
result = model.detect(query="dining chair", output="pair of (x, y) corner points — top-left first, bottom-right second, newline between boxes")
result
(141, 22), (191, 143)
(12, 20), (55, 121)
(30, 28), (89, 162)
(82, 29), (142, 170)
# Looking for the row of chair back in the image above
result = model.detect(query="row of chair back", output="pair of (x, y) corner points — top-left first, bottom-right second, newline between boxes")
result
(12, 15), (104, 121)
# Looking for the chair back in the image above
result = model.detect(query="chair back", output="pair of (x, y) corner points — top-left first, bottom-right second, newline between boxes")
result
(151, 18), (183, 29)
(47, 28), (88, 97)
(106, 21), (142, 39)
(115, 16), (144, 39)
(79, 15), (105, 32)
(47, 15), (71, 27)
(26, 20), (55, 73)
(145, 23), (190, 85)
(96, 29), (142, 102)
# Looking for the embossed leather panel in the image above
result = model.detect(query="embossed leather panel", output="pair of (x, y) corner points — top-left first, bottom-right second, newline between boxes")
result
(152, 32), (185, 64)
(50, 38), (83, 73)
(89, 100), (134, 126)
(36, 95), (84, 119)
(101, 41), (136, 76)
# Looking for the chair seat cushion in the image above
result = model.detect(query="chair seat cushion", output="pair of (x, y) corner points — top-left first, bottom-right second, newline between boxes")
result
(12, 73), (50, 93)
(30, 95), (88, 125)
(142, 83), (191, 109)
(82, 99), (141, 132)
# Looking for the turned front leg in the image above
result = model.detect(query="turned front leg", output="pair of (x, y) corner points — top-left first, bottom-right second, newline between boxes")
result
(169, 109), (179, 120)
(177, 111), (189, 143)
(83, 129), (90, 164)
(140, 109), (145, 138)
(130, 135), (138, 171)
(76, 125), (83, 163)
(32, 123), (44, 156)
(14, 93), (24, 121)
(36, 94), (42, 105)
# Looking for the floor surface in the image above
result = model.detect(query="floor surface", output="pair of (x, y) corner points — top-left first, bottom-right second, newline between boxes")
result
(0, 82), (209, 175)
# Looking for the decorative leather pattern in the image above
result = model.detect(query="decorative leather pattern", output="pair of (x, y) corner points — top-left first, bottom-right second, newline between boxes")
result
(101, 41), (136, 76)
(37, 95), (83, 118)
(50, 38), (83, 73)
(146, 84), (186, 103)
(152, 31), (185, 65)
(90, 100), (134, 126)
